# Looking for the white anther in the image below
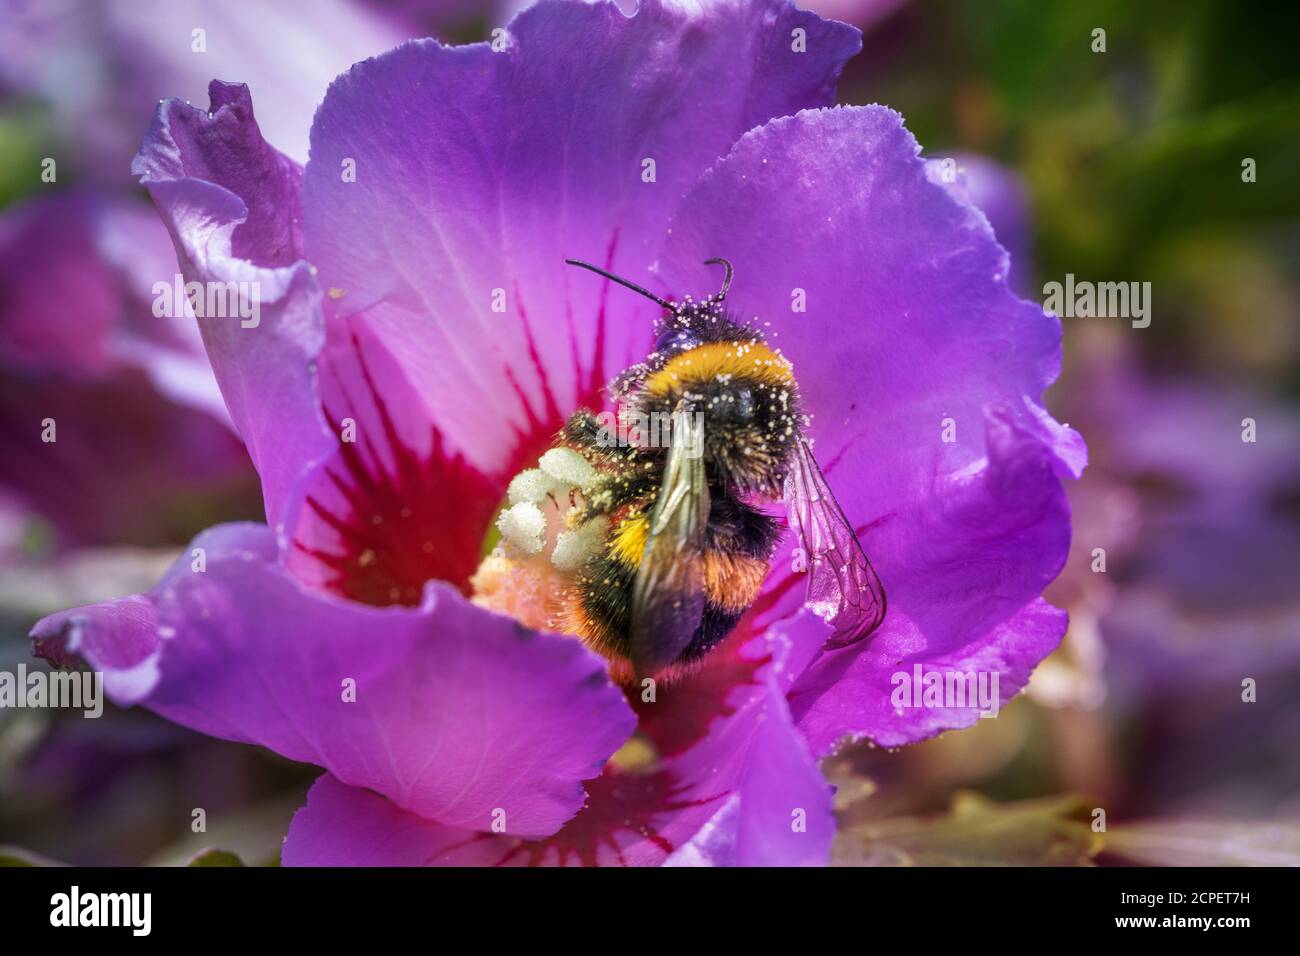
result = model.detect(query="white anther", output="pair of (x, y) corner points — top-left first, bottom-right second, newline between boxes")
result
(497, 501), (547, 555)
(539, 447), (597, 491)
(507, 467), (559, 505)
(551, 517), (609, 572)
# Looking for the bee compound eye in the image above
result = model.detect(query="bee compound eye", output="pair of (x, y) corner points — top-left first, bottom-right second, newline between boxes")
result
(655, 329), (699, 354)
(735, 386), (756, 422)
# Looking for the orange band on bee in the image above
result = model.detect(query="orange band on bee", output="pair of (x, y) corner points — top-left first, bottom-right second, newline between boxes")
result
(642, 341), (793, 398)
(702, 551), (769, 612)
(555, 595), (598, 642)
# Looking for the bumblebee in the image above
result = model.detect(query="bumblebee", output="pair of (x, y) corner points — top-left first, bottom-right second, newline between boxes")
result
(490, 258), (885, 681)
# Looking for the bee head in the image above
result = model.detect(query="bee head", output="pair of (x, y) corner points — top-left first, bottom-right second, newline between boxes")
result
(564, 257), (804, 495)
(640, 338), (803, 497)
(650, 294), (743, 355)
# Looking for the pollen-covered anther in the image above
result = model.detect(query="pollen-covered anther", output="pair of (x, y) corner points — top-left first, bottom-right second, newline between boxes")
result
(552, 516), (609, 572)
(497, 501), (547, 555)
(507, 467), (560, 505)
(473, 448), (601, 635)
(538, 447), (597, 491)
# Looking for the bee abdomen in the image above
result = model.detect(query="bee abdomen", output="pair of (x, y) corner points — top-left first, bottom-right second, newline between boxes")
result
(562, 505), (777, 669)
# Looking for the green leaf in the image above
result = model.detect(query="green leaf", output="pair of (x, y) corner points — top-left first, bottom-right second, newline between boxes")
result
(186, 848), (245, 867)
(834, 792), (1103, 866)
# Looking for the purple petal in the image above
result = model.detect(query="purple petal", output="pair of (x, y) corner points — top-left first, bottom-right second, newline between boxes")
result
(33, 594), (162, 705)
(790, 598), (1066, 752)
(664, 616), (836, 866)
(283, 773), (504, 866)
(659, 106), (1077, 749)
(928, 153), (1034, 294)
(33, 522), (636, 837)
(284, 616), (834, 866)
(301, 0), (860, 477)
(786, 408), (1072, 751)
(94, 199), (234, 423)
(134, 80), (304, 267)
(133, 82), (336, 538)
(804, 0), (908, 29)
(286, 331), (502, 605)
(661, 107), (1068, 474)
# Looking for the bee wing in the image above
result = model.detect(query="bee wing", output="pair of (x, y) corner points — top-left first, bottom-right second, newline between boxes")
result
(629, 403), (710, 675)
(784, 436), (886, 648)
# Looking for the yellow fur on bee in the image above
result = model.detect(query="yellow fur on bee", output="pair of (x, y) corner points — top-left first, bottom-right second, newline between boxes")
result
(609, 512), (649, 568)
(643, 341), (793, 397)
(610, 512), (767, 612)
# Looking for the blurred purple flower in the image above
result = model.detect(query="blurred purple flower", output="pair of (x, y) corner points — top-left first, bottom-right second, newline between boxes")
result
(0, 0), (420, 549)
(1053, 350), (1300, 691)
(0, 192), (223, 413)
(0, 0), (410, 172)
(0, 192), (254, 548)
(1029, 342), (1300, 816)
(802, 0), (907, 29)
(33, 0), (1079, 865)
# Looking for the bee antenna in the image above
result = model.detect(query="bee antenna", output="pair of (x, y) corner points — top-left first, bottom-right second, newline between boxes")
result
(704, 257), (733, 300)
(564, 259), (673, 311)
